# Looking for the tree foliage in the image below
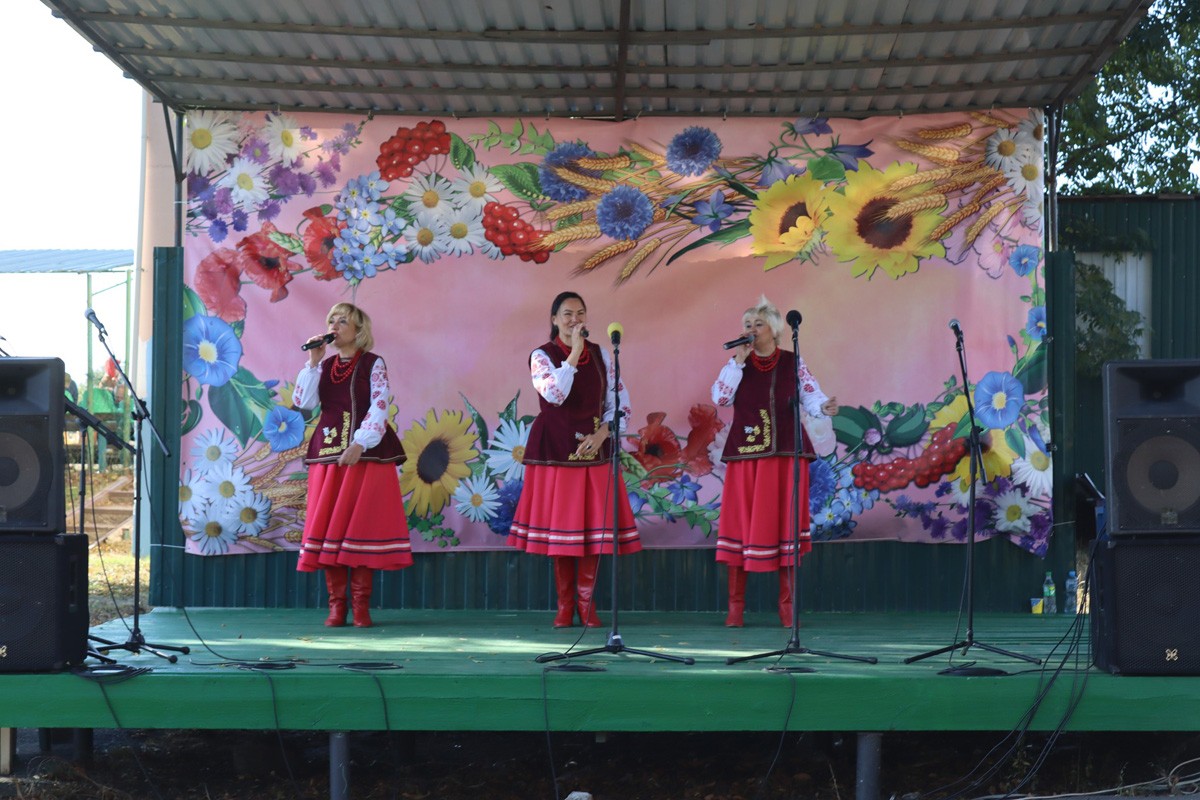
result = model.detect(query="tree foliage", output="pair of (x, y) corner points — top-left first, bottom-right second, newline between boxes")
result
(1059, 0), (1200, 194)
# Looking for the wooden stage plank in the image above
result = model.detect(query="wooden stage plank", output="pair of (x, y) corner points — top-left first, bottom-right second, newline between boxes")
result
(0, 609), (1193, 734)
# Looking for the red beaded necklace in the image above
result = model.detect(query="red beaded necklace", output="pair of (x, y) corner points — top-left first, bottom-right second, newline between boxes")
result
(556, 336), (591, 365)
(749, 348), (781, 372)
(330, 350), (362, 384)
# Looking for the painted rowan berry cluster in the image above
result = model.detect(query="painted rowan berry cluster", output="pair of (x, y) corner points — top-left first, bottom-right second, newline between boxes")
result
(482, 202), (550, 263)
(375, 120), (451, 181)
(850, 427), (968, 492)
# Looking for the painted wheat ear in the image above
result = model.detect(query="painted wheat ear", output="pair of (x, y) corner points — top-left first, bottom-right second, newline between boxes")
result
(546, 199), (600, 221)
(577, 155), (632, 171)
(628, 142), (667, 165)
(617, 238), (664, 283)
(578, 240), (638, 272)
(890, 166), (958, 190)
(554, 167), (619, 194)
(534, 222), (603, 250)
(882, 193), (946, 221)
(970, 110), (1012, 129)
(963, 201), (1008, 245)
(930, 202), (983, 240)
(896, 140), (962, 166)
(917, 122), (973, 140)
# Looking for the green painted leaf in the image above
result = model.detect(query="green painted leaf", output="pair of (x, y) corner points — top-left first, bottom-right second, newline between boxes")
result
(1014, 345), (1047, 394)
(181, 398), (202, 436)
(207, 368), (273, 447)
(500, 392), (520, 424)
(832, 406), (881, 448)
(490, 162), (543, 201)
(459, 392), (490, 451)
(885, 404), (928, 448)
(1005, 427), (1027, 458)
(182, 285), (205, 321)
(724, 178), (759, 201)
(666, 218), (752, 266)
(808, 156), (847, 182)
(449, 133), (476, 171)
(267, 230), (305, 254)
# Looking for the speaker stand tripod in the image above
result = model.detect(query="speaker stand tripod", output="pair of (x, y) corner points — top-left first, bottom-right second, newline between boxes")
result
(86, 321), (190, 664)
(903, 322), (1039, 676)
(727, 311), (877, 671)
(536, 329), (694, 666)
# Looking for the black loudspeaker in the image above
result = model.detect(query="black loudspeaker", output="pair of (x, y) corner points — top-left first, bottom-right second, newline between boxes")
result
(0, 357), (65, 534)
(1092, 538), (1200, 675)
(0, 534), (88, 672)
(1103, 360), (1200, 536)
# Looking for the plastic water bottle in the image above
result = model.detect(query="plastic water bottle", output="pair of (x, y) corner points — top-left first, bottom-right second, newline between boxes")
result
(1063, 570), (1078, 615)
(1042, 571), (1057, 615)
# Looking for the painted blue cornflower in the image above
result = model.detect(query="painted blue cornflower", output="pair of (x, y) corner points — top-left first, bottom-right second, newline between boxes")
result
(1026, 306), (1047, 340)
(974, 370), (1025, 429)
(539, 142), (599, 202)
(596, 185), (655, 240)
(1009, 244), (1041, 276)
(667, 475), (701, 505)
(230, 209), (249, 232)
(666, 126), (722, 176)
(263, 405), (306, 451)
(691, 190), (734, 232)
(183, 315), (243, 387)
(208, 219), (228, 243)
(808, 457), (838, 514)
(487, 480), (524, 536)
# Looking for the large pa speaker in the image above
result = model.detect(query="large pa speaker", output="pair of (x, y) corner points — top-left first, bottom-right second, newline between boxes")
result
(0, 357), (65, 534)
(0, 534), (88, 672)
(1092, 537), (1200, 675)
(1103, 360), (1200, 536)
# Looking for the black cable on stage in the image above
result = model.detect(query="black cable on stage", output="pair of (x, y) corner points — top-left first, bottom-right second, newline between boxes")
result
(256, 670), (304, 799)
(753, 669), (802, 800)
(73, 669), (166, 800)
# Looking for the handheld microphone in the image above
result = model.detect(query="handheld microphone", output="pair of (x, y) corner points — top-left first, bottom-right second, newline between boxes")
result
(580, 327), (590, 338)
(786, 309), (803, 329)
(84, 308), (108, 337)
(607, 322), (624, 346)
(301, 332), (336, 351)
(723, 334), (754, 350)
(948, 318), (963, 338)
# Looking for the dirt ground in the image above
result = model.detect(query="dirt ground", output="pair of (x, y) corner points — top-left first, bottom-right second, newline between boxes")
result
(5, 727), (1200, 799)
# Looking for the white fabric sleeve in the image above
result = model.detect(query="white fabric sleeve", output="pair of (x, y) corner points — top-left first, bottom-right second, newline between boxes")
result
(350, 357), (390, 450)
(530, 348), (576, 405)
(293, 362), (321, 410)
(796, 353), (830, 418)
(711, 357), (744, 406)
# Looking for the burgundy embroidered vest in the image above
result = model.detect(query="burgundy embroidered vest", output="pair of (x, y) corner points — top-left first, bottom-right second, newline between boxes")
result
(304, 351), (406, 465)
(523, 340), (610, 467)
(721, 349), (814, 462)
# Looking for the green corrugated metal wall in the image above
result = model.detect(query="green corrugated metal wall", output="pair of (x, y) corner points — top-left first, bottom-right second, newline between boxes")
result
(149, 245), (1076, 613)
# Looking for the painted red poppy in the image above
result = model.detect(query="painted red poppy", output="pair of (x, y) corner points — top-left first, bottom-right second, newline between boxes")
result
(680, 403), (725, 477)
(234, 222), (300, 302)
(631, 411), (684, 484)
(301, 207), (342, 281)
(193, 247), (247, 323)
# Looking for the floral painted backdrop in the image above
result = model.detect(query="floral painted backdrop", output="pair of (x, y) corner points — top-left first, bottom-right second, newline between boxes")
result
(178, 110), (1051, 557)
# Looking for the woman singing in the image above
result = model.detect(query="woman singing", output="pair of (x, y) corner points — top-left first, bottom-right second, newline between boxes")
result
(508, 291), (641, 628)
(294, 302), (412, 628)
(712, 296), (838, 627)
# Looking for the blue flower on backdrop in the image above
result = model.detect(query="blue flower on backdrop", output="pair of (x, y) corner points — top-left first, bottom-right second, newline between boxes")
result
(809, 457), (838, 514)
(666, 126), (722, 176)
(667, 475), (701, 505)
(974, 371), (1025, 429)
(487, 479), (524, 536)
(1009, 244), (1041, 277)
(539, 142), (599, 202)
(828, 142), (875, 171)
(597, 185), (655, 240)
(691, 190), (734, 232)
(183, 314), (243, 387)
(1026, 306), (1047, 340)
(263, 405), (306, 451)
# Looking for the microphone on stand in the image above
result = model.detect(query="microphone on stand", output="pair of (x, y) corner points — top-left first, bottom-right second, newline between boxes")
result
(84, 308), (108, 337)
(949, 318), (963, 339)
(722, 334), (754, 350)
(786, 309), (803, 329)
(301, 332), (336, 351)
(607, 322), (623, 346)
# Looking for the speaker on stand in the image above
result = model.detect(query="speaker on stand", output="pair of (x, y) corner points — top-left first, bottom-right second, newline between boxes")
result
(1095, 360), (1200, 675)
(0, 358), (66, 534)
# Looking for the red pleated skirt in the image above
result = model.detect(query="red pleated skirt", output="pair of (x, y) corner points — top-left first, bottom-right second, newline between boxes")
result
(297, 461), (413, 571)
(507, 463), (641, 557)
(715, 456), (811, 572)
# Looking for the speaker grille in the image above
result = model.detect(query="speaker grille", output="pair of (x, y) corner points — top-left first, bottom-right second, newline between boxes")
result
(0, 534), (87, 672)
(1111, 417), (1200, 533)
(0, 358), (65, 533)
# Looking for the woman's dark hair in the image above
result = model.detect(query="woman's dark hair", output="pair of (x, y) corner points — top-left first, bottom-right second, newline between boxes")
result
(549, 291), (586, 339)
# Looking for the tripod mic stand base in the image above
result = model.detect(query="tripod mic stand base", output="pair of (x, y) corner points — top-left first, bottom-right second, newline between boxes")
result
(939, 664), (1009, 677)
(727, 642), (878, 667)
(90, 632), (190, 664)
(535, 630), (695, 665)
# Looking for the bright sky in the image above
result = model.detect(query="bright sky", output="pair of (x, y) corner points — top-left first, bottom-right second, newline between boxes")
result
(0, 3), (143, 384)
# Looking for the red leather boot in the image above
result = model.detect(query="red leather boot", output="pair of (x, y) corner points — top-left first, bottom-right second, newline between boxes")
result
(324, 568), (348, 627)
(576, 555), (604, 628)
(350, 567), (374, 628)
(725, 565), (746, 627)
(778, 567), (796, 628)
(552, 557), (576, 627)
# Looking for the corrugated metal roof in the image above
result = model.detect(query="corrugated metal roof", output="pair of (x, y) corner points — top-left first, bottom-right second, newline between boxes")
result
(0, 249), (135, 274)
(42, 0), (1150, 119)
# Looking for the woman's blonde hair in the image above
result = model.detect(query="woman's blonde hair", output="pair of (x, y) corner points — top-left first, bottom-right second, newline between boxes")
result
(327, 302), (374, 352)
(743, 295), (784, 341)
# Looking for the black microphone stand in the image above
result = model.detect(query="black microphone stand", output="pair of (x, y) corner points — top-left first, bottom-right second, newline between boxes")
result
(65, 398), (131, 665)
(727, 312), (877, 670)
(536, 328), (695, 666)
(86, 320), (190, 663)
(904, 323), (1039, 675)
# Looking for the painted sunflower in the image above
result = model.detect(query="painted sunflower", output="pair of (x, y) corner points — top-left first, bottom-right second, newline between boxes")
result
(748, 173), (827, 270)
(399, 409), (479, 516)
(824, 161), (945, 279)
(932, 394), (1017, 483)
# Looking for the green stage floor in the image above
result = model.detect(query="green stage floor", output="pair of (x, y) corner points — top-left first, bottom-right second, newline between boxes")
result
(0, 609), (1192, 734)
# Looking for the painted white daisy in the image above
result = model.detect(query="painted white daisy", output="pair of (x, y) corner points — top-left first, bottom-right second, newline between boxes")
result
(178, 468), (210, 522)
(1011, 439), (1053, 498)
(262, 112), (304, 164)
(191, 428), (239, 474)
(984, 128), (1024, 173)
(478, 236), (504, 260)
(947, 474), (982, 509)
(223, 490), (273, 536)
(189, 502), (240, 555)
(484, 418), (530, 482)
(184, 110), (240, 176)
(1023, 191), (1045, 231)
(403, 171), (455, 218)
(448, 164), (504, 211)
(992, 489), (1036, 534)
(1017, 109), (1045, 145)
(443, 206), (486, 256)
(453, 475), (500, 523)
(218, 156), (271, 208)
(1003, 153), (1044, 201)
(196, 460), (253, 507)
(404, 211), (450, 264)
